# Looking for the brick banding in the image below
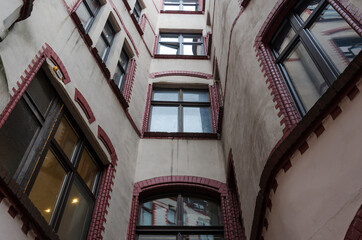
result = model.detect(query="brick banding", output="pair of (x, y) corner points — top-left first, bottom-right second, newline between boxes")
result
(74, 88), (96, 124)
(149, 70), (213, 79)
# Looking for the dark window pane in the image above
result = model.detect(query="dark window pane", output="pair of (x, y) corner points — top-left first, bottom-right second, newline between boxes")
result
(183, 196), (222, 226)
(282, 42), (327, 111)
(272, 22), (296, 56)
(0, 99), (39, 176)
(296, 0), (321, 22)
(77, 148), (98, 191)
(95, 37), (108, 60)
(184, 235), (223, 240)
(183, 107), (212, 133)
(152, 89), (179, 101)
(54, 116), (79, 160)
(139, 236), (176, 240)
(138, 197), (178, 226)
(57, 179), (94, 240)
(120, 49), (130, 69)
(310, 4), (362, 73)
(150, 106), (179, 132)
(103, 22), (115, 44)
(114, 65), (126, 90)
(183, 90), (209, 102)
(28, 150), (66, 223)
(26, 70), (56, 116)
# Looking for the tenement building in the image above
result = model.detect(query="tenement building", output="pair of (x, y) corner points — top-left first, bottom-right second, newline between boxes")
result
(0, 0), (361, 239)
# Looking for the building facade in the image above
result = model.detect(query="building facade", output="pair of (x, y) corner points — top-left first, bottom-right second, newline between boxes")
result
(0, 0), (361, 239)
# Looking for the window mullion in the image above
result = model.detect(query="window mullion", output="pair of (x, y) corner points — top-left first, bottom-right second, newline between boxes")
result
(177, 194), (183, 226)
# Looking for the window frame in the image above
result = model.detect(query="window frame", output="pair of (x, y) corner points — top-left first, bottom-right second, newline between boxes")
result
(158, 33), (205, 56)
(77, 0), (101, 32)
(133, 0), (143, 23)
(96, 20), (116, 62)
(163, 0), (200, 11)
(136, 193), (224, 240)
(113, 47), (131, 91)
(149, 88), (212, 133)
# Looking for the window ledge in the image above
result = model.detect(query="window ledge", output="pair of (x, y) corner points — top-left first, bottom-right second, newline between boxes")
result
(143, 132), (219, 139)
(130, 14), (144, 36)
(160, 10), (205, 15)
(154, 54), (209, 60)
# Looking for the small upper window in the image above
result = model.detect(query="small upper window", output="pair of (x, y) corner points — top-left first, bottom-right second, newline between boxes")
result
(95, 20), (116, 62)
(270, 0), (362, 116)
(113, 47), (131, 91)
(163, 0), (200, 11)
(76, 0), (101, 32)
(149, 88), (212, 133)
(132, 0), (143, 22)
(158, 33), (204, 56)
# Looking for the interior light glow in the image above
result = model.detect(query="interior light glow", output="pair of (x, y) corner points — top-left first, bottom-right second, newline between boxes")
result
(45, 208), (51, 213)
(72, 198), (79, 204)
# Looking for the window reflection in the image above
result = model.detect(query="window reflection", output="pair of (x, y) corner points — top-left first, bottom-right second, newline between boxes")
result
(54, 116), (79, 160)
(183, 196), (221, 226)
(139, 197), (178, 226)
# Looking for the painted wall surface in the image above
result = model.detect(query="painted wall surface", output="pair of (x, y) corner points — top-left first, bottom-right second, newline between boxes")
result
(211, 0), (284, 237)
(135, 139), (226, 183)
(264, 80), (362, 240)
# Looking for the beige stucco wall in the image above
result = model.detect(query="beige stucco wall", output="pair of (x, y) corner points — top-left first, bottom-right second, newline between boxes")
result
(264, 80), (362, 240)
(135, 139), (226, 183)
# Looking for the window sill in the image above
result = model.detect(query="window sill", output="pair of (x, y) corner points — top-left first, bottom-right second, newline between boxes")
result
(143, 132), (219, 139)
(154, 54), (209, 60)
(160, 10), (205, 15)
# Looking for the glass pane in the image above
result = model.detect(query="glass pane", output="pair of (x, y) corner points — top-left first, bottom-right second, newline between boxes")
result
(26, 70), (56, 116)
(58, 180), (94, 240)
(160, 36), (179, 42)
(77, 148), (98, 191)
(282, 42), (327, 112)
(138, 196), (178, 226)
(310, 4), (362, 73)
(183, 36), (202, 43)
(149, 106), (178, 132)
(0, 99), (39, 176)
(114, 66), (126, 90)
(183, 107), (212, 133)
(296, 0), (321, 22)
(86, 0), (100, 14)
(183, 196), (221, 226)
(120, 49), (130, 69)
(28, 150), (66, 223)
(76, 2), (92, 30)
(164, 5), (180, 11)
(183, 44), (204, 55)
(159, 44), (179, 55)
(183, 90), (209, 102)
(139, 236), (176, 240)
(103, 21), (115, 43)
(95, 37), (107, 60)
(272, 22), (296, 56)
(153, 89), (179, 101)
(54, 116), (79, 160)
(184, 235), (223, 240)
(183, 5), (198, 11)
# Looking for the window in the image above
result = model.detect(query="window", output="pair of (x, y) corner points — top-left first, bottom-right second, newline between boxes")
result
(95, 20), (116, 62)
(158, 33), (204, 55)
(149, 88), (212, 133)
(76, 0), (101, 32)
(133, 0), (143, 23)
(0, 69), (102, 240)
(163, 0), (200, 11)
(137, 194), (224, 240)
(113, 47), (130, 91)
(270, 0), (362, 116)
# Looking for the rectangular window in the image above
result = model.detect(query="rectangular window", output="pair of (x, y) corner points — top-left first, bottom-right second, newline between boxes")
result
(163, 0), (199, 11)
(149, 88), (212, 133)
(0, 69), (102, 239)
(95, 20), (116, 62)
(158, 33), (204, 56)
(76, 0), (101, 32)
(270, 0), (362, 116)
(113, 48), (130, 91)
(133, 0), (142, 23)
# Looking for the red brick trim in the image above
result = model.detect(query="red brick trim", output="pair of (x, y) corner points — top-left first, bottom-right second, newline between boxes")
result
(151, 0), (160, 13)
(139, 14), (156, 36)
(149, 71), (213, 79)
(123, 59), (137, 103)
(121, 0), (132, 11)
(153, 35), (159, 56)
(127, 175), (244, 240)
(209, 81), (223, 134)
(141, 84), (153, 135)
(239, 0), (251, 8)
(74, 88), (96, 124)
(97, 125), (118, 166)
(203, 32), (212, 56)
(0, 43), (70, 129)
(154, 54), (209, 60)
(16, 0), (35, 22)
(344, 204), (362, 240)
(160, 10), (205, 14)
(143, 132), (218, 139)
(130, 14), (144, 36)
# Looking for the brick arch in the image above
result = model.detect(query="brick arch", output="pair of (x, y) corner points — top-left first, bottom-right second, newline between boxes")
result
(127, 176), (245, 240)
(344, 204), (362, 240)
(149, 70), (213, 79)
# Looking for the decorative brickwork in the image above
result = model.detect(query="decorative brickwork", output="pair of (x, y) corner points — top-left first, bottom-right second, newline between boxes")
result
(97, 125), (118, 166)
(141, 84), (153, 135)
(209, 81), (223, 134)
(127, 176), (245, 240)
(345, 205), (362, 240)
(149, 70), (213, 79)
(74, 88), (96, 124)
(123, 59), (137, 103)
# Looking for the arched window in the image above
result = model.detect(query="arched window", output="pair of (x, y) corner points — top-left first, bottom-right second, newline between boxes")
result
(137, 194), (224, 240)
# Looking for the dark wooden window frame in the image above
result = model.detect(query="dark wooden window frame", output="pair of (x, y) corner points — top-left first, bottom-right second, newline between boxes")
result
(158, 33), (205, 56)
(163, 0), (200, 11)
(149, 88), (211, 133)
